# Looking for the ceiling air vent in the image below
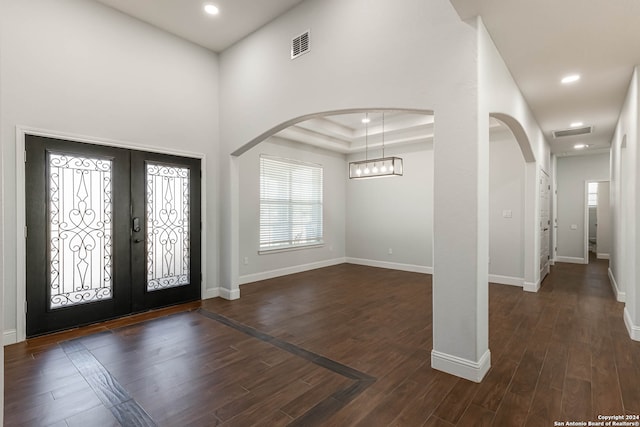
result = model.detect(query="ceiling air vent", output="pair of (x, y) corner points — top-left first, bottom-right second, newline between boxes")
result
(552, 126), (593, 138)
(291, 30), (310, 59)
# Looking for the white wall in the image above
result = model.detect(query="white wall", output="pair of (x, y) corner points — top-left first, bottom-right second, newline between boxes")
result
(596, 182), (612, 257)
(556, 154), (610, 262)
(610, 67), (639, 337)
(238, 137), (346, 282)
(346, 142), (433, 271)
(0, 0), (220, 341)
(478, 21), (551, 291)
(0, 7), (4, 419)
(219, 0), (495, 378)
(218, 0), (553, 380)
(489, 128), (525, 283)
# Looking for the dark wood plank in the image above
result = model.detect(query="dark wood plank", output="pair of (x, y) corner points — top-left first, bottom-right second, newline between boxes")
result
(433, 378), (479, 424)
(562, 377), (592, 421)
(457, 403), (495, 426)
(4, 258), (631, 427)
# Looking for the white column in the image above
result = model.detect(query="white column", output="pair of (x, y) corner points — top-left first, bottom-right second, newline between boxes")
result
(219, 154), (241, 300)
(431, 103), (491, 383)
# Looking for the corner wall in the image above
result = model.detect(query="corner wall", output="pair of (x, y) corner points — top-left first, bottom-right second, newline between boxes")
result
(238, 137), (347, 283)
(346, 142), (434, 272)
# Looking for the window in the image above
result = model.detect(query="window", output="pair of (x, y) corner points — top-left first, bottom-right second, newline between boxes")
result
(259, 155), (323, 252)
(588, 182), (598, 207)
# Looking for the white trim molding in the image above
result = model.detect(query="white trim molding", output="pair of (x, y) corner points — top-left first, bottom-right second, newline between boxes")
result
(624, 308), (640, 341)
(202, 287), (220, 300)
(345, 258), (433, 275)
(607, 268), (625, 303)
(4, 330), (17, 346)
(431, 349), (491, 383)
(488, 274), (524, 287)
(596, 253), (610, 260)
(239, 258), (346, 285)
(523, 280), (541, 293)
(219, 288), (241, 300)
(555, 256), (586, 264)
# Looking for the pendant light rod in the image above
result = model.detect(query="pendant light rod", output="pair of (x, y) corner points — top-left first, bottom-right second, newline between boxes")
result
(365, 112), (369, 161)
(382, 112), (385, 158)
(348, 110), (403, 179)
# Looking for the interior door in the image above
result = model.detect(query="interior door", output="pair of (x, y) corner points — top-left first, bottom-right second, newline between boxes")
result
(539, 170), (551, 280)
(25, 135), (201, 337)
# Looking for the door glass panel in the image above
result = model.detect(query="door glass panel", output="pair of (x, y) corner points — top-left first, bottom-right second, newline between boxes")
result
(146, 163), (190, 291)
(49, 153), (113, 309)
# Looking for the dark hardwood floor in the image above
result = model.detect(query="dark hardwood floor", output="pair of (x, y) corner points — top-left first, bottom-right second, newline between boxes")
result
(5, 256), (640, 426)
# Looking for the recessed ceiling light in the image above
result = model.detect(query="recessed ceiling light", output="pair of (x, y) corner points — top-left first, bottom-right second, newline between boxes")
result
(204, 4), (219, 15)
(361, 117), (370, 124)
(561, 74), (581, 84)
(570, 121), (584, 128)
(574, 143), (588, 149)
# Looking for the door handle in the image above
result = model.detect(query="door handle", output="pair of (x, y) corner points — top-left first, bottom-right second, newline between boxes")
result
(543, 228), (549, 231)
(132, 217), (141, 233)
(134, 238), (144, 243)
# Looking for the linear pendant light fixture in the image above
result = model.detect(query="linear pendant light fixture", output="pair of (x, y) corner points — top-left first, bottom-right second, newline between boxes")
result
(349, 112), (403, 179)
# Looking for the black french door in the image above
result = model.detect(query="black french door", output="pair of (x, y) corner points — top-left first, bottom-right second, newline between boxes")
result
(25, 135), (201, 337)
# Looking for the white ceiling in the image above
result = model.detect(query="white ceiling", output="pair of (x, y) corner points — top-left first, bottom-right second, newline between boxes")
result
(274, 112), (436, 154)
(451, 0), (640, 156)
(93, 0), (640, 157)
(94, 0), (305, 52)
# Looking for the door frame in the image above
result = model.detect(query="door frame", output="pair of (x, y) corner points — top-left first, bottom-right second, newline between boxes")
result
(583, 180), (610, 264)
(14, 125), (208, 343)
(539, 168), (551, 281)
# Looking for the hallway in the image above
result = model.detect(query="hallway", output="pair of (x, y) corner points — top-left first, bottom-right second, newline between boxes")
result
(4, 259), (639, 426)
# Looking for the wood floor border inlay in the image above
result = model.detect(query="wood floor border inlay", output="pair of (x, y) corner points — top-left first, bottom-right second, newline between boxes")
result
(197, 307), (377, 426)
(61, 339), (157, 427)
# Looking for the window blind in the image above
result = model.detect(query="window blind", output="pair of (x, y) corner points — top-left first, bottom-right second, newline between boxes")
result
(260, 156), (323, 251)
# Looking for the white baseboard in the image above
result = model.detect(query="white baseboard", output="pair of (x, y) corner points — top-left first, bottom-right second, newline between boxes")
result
(607, 268), (625, 303)
(431, 349), (491, 383)
(202, 287), (220, 300)
(345, 257), (433, 274)
(597, 253), (610, 260)
(239, 257), (347, 285)
(624, 307), (640, 341)
(219, 288), (240, 300)
(4, 329), (17, 346)
(555, 256), (585, 264)
(488, 274), (524, 287)
(523, 280), (540, 293)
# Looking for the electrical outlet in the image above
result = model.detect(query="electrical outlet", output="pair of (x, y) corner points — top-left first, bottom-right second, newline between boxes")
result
(243, 257), (249, 265)
(388, 248), (393, 255)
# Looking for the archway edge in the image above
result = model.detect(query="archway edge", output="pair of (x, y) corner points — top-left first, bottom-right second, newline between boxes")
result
(231, 108), (435, 157)
(490, 112), (536, 163)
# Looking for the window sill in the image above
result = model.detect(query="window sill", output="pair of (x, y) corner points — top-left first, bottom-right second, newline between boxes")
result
(258, 242), (325, 255)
